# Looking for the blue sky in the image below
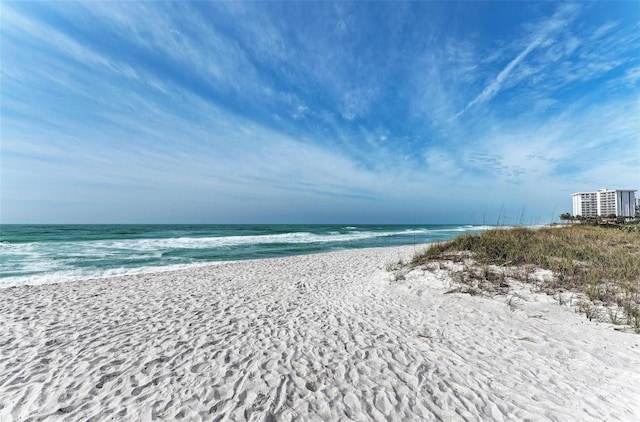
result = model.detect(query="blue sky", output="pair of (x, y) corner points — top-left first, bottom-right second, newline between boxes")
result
(1, 1), (639, 224)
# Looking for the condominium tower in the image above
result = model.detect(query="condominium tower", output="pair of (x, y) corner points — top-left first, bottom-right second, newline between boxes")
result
(572, 189), (637, 217)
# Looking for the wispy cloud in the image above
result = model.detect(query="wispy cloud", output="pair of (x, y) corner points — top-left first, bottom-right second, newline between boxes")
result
(1, 1), (638, 223)
(461, 41), (540, 114)
(456, 4), (581, 117)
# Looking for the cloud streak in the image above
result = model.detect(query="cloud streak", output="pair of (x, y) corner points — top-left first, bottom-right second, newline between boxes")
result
(1, 1), (638, 224)
(461, 38), (541, 114)
(456, 4), (581, 117)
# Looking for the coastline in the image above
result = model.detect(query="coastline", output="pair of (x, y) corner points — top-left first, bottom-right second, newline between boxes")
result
(1, 244), (638, 421)
(0, 223), (493, 289)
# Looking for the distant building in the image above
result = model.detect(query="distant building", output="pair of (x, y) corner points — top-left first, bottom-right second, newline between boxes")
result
(572, 191), (598, 217)
(572, 189), (637, 217)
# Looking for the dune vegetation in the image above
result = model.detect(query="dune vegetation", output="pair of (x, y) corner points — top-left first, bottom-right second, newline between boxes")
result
(409, 224), (640, 332)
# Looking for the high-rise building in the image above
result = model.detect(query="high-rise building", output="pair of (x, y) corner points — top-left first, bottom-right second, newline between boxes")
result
(572, 189), (637, 217)
(572, 192), (598, 217)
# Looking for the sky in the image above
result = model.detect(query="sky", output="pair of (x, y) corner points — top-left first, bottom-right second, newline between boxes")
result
(1, 1), (639, 224)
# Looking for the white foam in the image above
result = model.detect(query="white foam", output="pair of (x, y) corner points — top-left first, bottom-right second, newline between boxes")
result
(0, 260), (234, 289)
(2, 229), (431, 257)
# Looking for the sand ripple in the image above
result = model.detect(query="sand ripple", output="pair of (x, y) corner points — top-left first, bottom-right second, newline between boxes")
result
(1, 246), (639, 421)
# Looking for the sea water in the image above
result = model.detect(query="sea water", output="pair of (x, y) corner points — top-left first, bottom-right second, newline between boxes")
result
(0, 224), (497, 287)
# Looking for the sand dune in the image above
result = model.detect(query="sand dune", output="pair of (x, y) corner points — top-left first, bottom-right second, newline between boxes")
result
(1, 246), (639, 421)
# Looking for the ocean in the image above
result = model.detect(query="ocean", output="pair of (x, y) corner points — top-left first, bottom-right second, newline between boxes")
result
(0, 224), (497, 288)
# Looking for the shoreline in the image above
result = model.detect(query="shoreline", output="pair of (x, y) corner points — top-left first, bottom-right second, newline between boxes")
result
(0, 223), (533, 290)
(0, 243), (433, 290)
(1, 245), (639, 420)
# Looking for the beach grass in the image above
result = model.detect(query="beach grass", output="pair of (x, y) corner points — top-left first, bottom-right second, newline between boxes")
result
(411, 225), (640, 332)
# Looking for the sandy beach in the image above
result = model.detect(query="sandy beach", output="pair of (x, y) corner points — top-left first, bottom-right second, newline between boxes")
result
(1, 245), (639, 421)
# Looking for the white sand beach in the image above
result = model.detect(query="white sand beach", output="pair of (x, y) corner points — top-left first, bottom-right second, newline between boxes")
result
(1, 245), (639, 421)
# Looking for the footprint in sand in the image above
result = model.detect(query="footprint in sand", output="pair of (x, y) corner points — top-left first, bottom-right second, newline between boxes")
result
(190, 362), (208, 374)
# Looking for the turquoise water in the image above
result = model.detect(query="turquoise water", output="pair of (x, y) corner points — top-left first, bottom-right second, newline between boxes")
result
(0, 224), (497, 287)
